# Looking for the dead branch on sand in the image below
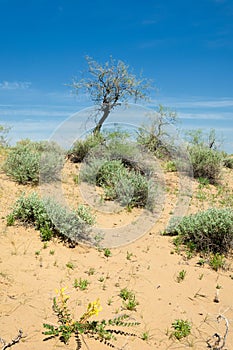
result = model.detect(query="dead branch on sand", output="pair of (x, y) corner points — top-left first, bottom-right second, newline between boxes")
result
(207, 315), (229, 350)
(0, 330), (23, 350)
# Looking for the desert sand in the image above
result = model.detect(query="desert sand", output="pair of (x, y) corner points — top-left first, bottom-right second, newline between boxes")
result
(0, 154), (233, 350)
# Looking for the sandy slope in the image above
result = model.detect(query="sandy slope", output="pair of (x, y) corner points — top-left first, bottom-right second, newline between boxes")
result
(0, 156), (233, 350)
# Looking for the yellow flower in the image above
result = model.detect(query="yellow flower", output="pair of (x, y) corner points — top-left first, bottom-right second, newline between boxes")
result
(80, 298), (102, 322)
(55, 287), (70, 304)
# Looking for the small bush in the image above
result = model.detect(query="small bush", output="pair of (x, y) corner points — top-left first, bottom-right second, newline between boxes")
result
(82, 158), (154, 209)
(223, 157), (233, 169)
(3, 140), (65, 184)
(164, 208), (233, 254)
(7, 192), (94, 244)
(68, 134), (104, 162)
(163, 160), (177, 172)
(188, 144), (222, 184)
(171, 319), (191, 340)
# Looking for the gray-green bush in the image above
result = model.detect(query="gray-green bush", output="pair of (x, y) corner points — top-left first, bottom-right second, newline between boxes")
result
(68, 133), (105, 163)
(164, 208), (233, 254)
(223, 157), (233, 169)
(188, 144), (222, 184)
(81, 157), (156, 210)
(3, 139), (65, 184)
(7, 192), (94, 244)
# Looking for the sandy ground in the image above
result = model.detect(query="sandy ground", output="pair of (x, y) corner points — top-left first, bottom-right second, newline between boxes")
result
(0, 154), (233, 350)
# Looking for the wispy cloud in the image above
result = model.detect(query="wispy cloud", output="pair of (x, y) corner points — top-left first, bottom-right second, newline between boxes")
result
(149, 97), (233, 109)
(180, 112), (232, 120)
(0, 81), (32, 90)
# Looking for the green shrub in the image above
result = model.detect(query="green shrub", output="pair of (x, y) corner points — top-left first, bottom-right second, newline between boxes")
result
(137, 105), (177, 159)
(164, 208), (233, 254)
(163, 160), (177, 172)
(81, 158), (155, 209)
(3, 140), (65, 184)
(78, 131), (156, 210)
(7, 192), (94, 244)
(171, 319), (191, 340)
(68, 134), (104, 162)
(223, 157), (233, 169)
(188, 144), (222, 183)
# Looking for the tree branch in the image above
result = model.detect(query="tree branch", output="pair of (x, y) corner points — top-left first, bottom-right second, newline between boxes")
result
(0, 330), (23, 350)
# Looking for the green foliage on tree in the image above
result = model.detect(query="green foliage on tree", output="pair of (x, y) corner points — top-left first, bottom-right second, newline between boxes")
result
(70, 56), (151, 134)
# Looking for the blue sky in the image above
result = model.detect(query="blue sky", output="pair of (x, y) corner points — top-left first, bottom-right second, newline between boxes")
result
(0, 0), (232, 152)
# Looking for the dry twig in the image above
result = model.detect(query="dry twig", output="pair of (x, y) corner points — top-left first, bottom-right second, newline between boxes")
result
(0, 330), (23, 350)
(207, 315), (229, 350)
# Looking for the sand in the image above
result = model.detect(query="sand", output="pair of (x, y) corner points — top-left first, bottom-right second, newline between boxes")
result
(0, 155), (233, 350)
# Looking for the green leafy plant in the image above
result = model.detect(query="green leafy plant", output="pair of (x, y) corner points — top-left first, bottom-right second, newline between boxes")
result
(126, 251), (133, 260)
(74, 278), (89, 291)
(176, 270), (186, 283)
(119, 288), (139, 311)
(209, 253), (225, 271)
(170, 319), (191, 340)
(86, 267), (95, 276)
(43, 287), (139, 349)
(103, 248), (112, 258)
(198, 177), (210, 187)
(66, 262), (75, 270)
(6, 192), (94, 244)
(164, 160), (177, 172)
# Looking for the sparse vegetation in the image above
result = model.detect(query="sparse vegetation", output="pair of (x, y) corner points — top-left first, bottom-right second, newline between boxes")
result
(43, 287), (139, 349)
(6, 192), (94, 244)
(223, 157), (233, 169)
(119, 288), (139, 311)
(74, 278), (89, 290)
(0, 117), (233, 350)
(164, 208), (233, 255)
(170, 319), (191, 340)
(68, 133), (105, 163)
(3, 139), (65, 184)
(186, 129), (223, 184)
(103, 248), (112, 257)
(176, 269), (186, 283)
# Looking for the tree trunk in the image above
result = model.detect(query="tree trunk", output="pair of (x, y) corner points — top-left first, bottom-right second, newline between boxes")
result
(93, 105), (111, 135)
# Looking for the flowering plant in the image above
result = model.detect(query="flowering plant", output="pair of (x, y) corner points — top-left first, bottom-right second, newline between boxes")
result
(43, 287), (139, 349)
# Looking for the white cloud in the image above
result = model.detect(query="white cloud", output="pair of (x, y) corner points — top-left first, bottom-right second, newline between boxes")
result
(149, 97), (233, 109)
(180, 112), (232, 120)
(0, 81), (32, 90)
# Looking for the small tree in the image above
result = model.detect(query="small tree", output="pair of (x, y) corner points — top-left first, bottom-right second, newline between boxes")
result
(137, 104), (177, 157)
(70, 56), (151, 134)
